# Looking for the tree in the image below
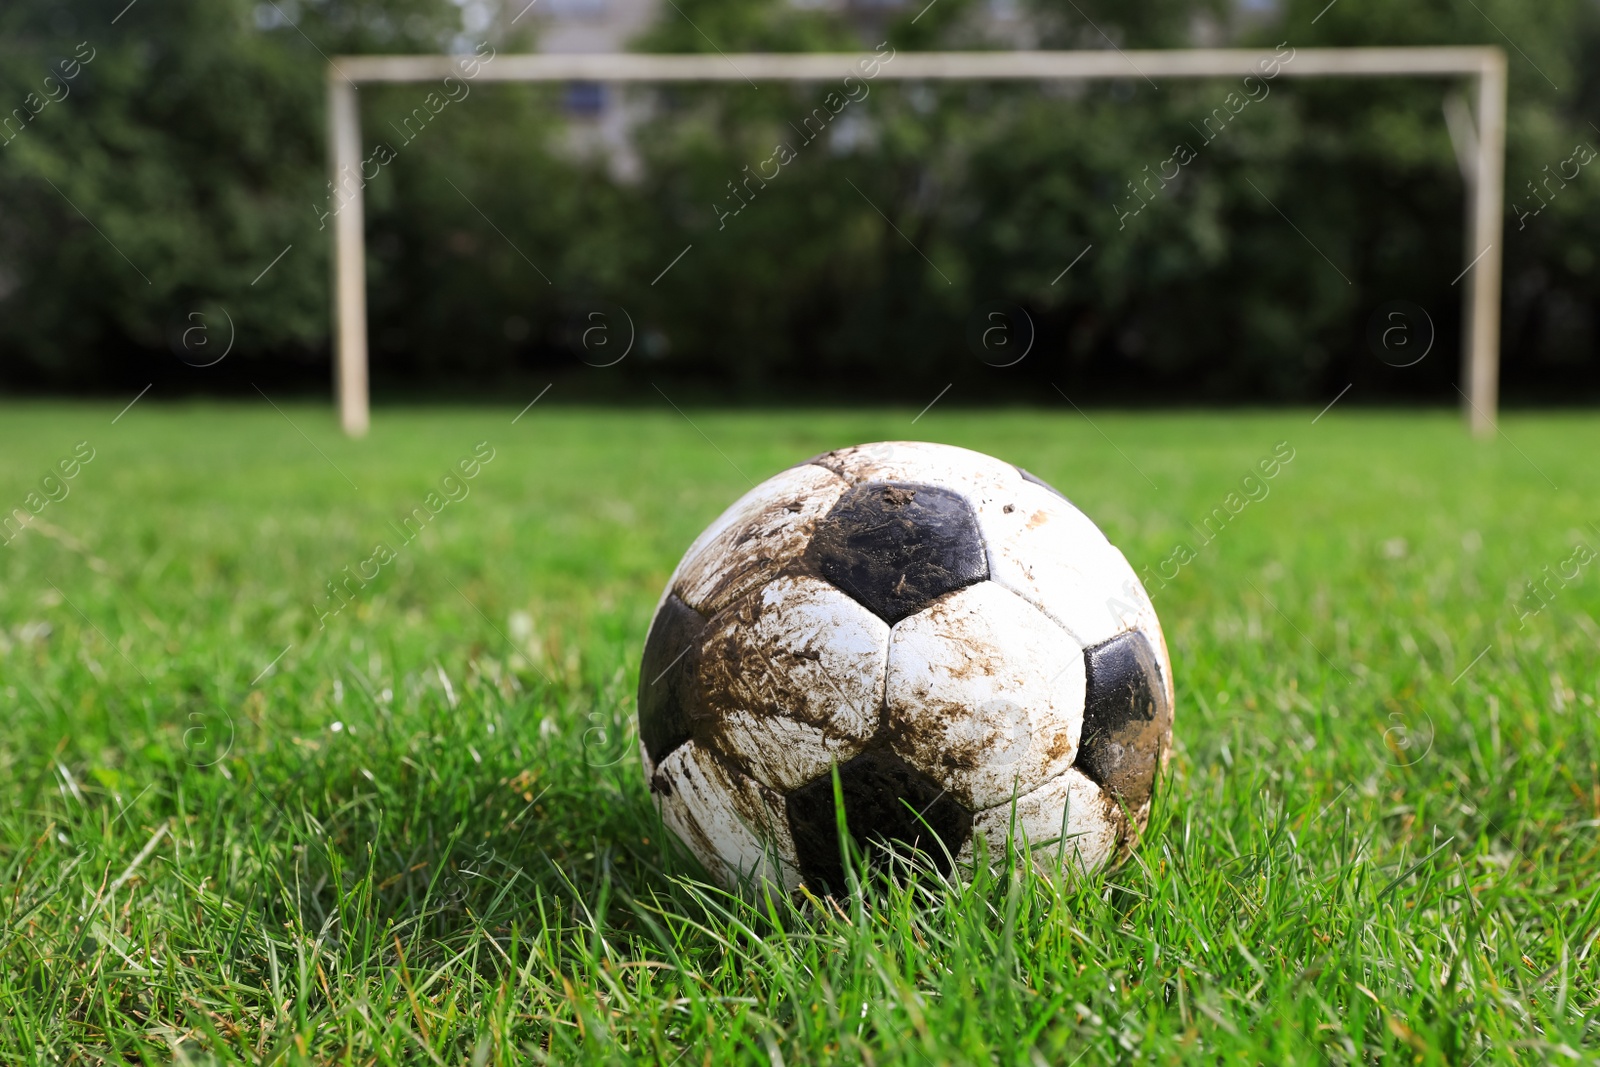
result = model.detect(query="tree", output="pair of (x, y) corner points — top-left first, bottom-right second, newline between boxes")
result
(2, 0), (1597, 403)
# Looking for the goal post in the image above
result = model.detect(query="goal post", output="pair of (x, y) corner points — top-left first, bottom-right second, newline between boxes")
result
(326, 46), (1507, 437)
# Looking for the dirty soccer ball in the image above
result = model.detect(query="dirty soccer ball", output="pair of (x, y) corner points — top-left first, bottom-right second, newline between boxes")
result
(638, 441), (1173, 893)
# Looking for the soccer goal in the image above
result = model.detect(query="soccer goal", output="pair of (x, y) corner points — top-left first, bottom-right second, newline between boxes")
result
(325, 46), (1507, 437)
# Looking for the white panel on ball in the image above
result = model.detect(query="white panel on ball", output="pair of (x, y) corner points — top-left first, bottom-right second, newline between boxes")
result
(696, 574), (888, 791)
(808, 441), (1021, 503)
(672, 463), (848, 615)
(650, 741), (801, 892)
(885, 581), (1086, 810)
(958, 766), (1124, 875)
(975, 478), (1160, 649)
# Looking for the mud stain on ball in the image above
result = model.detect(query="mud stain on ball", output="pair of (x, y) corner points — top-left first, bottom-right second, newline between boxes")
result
(674, 464), (848, 615)
(692, 574), (887, 792)
(652, 742), (800, 890)
(884, 583), (1085, 810)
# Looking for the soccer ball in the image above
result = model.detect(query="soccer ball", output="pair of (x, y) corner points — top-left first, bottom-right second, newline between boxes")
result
(638, 441), (1173, 893)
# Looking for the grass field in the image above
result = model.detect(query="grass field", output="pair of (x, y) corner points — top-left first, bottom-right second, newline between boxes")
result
(1, 402), (1596, 1065)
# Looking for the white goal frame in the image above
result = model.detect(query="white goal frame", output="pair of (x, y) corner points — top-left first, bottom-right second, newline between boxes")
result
(326, 47), (1506, 437)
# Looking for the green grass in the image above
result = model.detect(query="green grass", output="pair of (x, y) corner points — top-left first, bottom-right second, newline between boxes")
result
(1, 402), (1597, 1065)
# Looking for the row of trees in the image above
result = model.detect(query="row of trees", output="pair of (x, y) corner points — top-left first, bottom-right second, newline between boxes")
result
(1, 0), (1597, 402)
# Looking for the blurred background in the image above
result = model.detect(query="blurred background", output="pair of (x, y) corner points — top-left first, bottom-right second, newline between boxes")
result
(1, 0), (1596, 406)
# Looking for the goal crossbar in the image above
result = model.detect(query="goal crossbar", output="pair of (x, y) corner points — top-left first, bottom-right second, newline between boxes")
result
(327, 47), (1507, 435)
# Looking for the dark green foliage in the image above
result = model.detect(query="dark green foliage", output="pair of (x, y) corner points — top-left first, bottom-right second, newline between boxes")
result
(2, 0), (1599, 400)
(0, 0), (454, 387)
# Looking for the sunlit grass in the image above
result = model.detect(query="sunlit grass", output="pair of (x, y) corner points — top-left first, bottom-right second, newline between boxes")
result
(1, 402), (1596, 1063)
